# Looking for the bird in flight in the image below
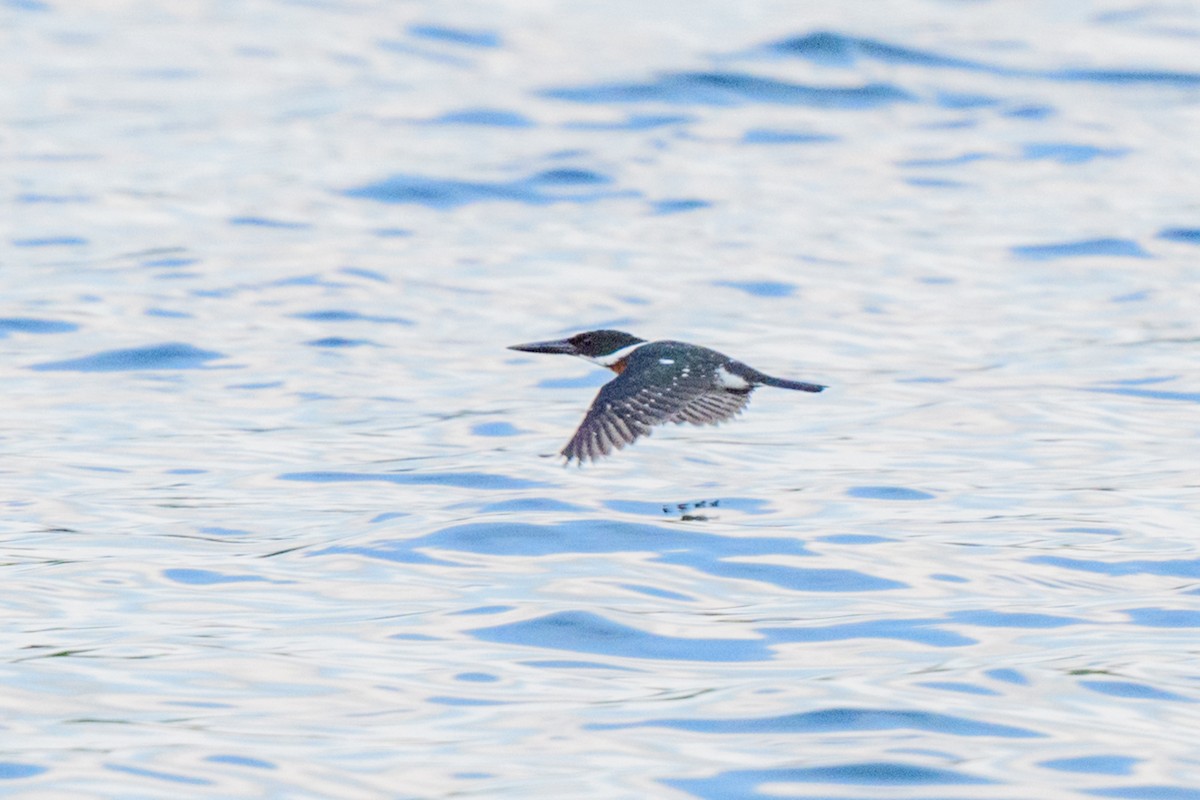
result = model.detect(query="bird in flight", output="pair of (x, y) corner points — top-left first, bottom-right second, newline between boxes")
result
(509, 329), (825, 463)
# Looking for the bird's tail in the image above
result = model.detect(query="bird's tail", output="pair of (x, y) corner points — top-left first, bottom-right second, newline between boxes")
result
(757, 374), (825, 392)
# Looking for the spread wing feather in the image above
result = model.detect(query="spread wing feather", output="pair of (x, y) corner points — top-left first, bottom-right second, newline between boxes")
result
(669, 391), (750, 426)
(561, 369), (753, 463)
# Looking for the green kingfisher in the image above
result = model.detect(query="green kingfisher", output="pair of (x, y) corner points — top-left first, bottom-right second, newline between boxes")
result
(508, 330), (825, 463)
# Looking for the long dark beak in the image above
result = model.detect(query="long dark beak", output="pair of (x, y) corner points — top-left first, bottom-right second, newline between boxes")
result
(507, 337), (578, 355)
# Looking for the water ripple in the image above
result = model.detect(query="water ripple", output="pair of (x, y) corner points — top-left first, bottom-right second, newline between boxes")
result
(29, 343), (226, 372)
(766, 30), (1200, 87)
(1159, 228), (1200, 245)
(279, 470), (548, 490)
(343, 168), (629, 208)
(541, 72), (914, 107)
(429, 108), (534, 127)
(1087, 786), (1200, 799)
(0, 317), (78, 335)
(1028, 555), (1200, 578)
(665, 762), (994, 798)
(469, 610), (772, 662)
(0, 763), (47, 780)
(1040, 755), (1138, 776)
(593, 707), (1041, 737)
(312, 518), (902, 593)
(1011, 238), (1150, 260)
(765, 618), (976, 648)
(407, 23), (501, 48)
(767, 30), (995, 70)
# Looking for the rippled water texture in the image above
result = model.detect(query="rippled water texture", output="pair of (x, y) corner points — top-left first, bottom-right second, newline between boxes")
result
(5, 1), (1200, 797)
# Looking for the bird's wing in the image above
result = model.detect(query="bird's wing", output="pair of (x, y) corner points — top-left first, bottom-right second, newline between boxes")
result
(667, 390), (751, 426)
(561, 367), (751, 463)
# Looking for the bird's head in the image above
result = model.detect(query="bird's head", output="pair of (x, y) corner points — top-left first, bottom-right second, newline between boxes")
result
(508, 330), (647, 367)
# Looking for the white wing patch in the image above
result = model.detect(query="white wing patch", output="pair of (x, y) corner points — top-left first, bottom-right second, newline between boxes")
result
(715, 365), (750, 390)
(659, 358), (675, 364)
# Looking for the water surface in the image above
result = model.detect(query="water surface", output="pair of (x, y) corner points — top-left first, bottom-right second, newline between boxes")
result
(4, 1), (1200, 797)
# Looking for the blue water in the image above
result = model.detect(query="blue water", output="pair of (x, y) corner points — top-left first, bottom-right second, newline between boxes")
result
(5, 1), (1200, 797)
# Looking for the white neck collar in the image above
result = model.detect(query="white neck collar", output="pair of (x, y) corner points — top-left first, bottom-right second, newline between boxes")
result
(582, 341), (646, 367)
